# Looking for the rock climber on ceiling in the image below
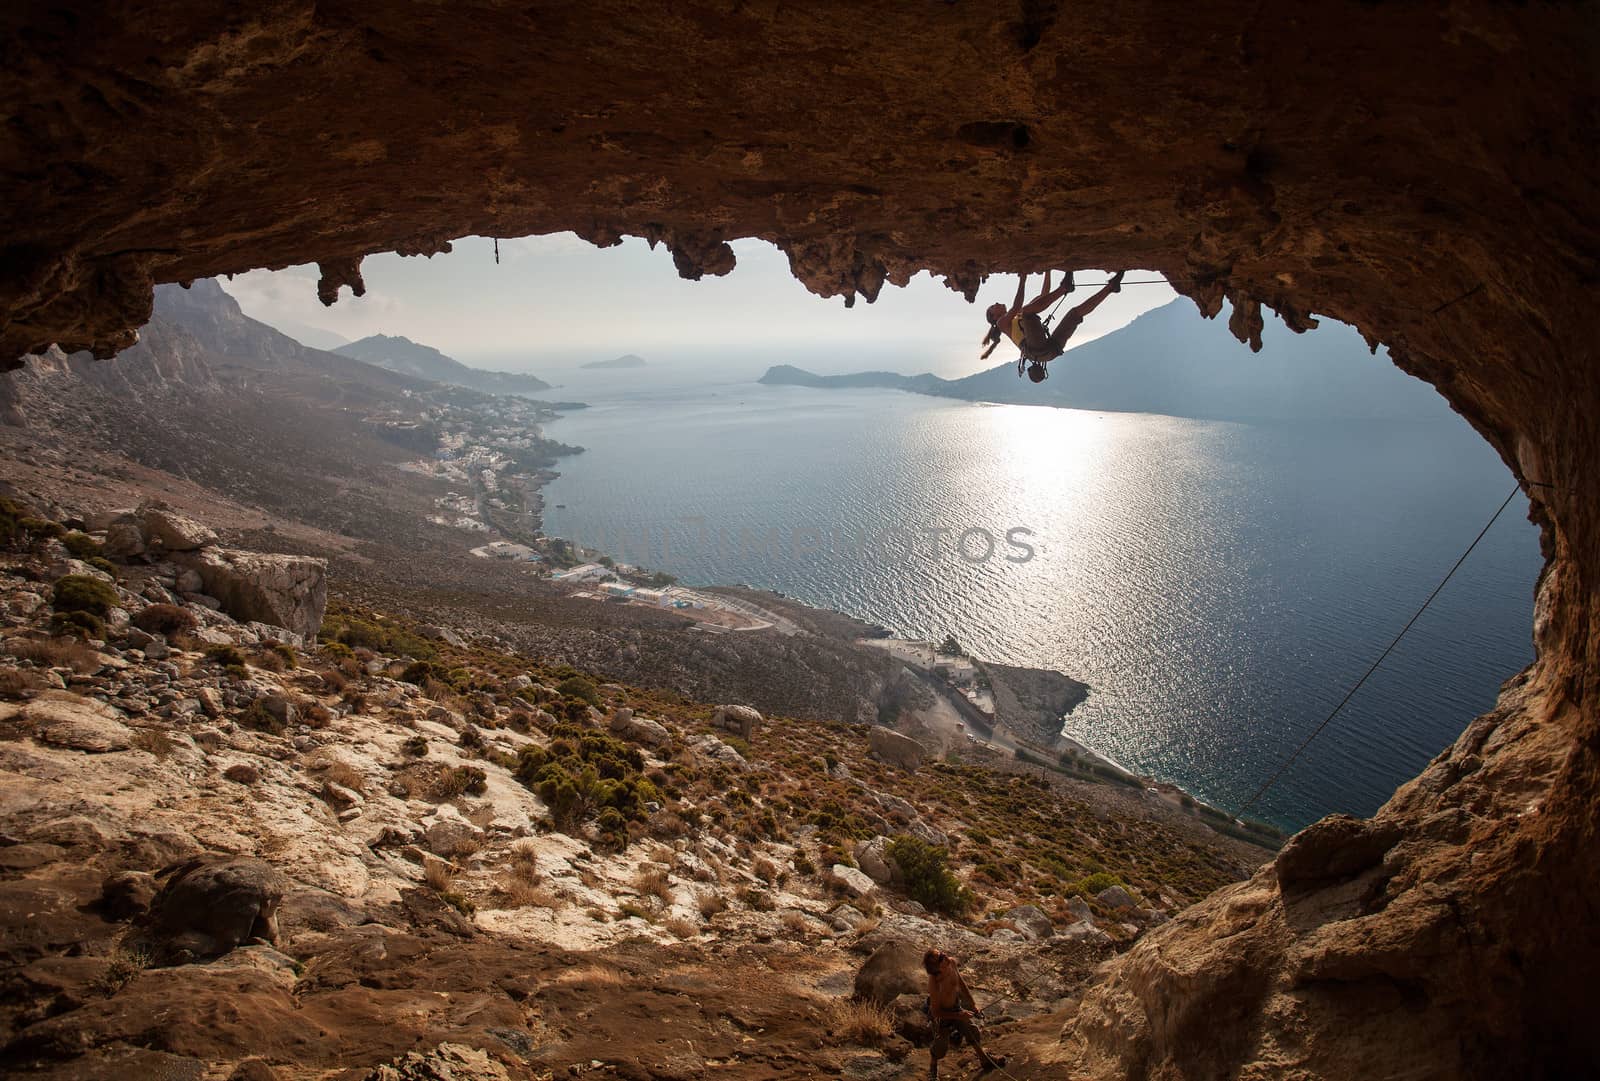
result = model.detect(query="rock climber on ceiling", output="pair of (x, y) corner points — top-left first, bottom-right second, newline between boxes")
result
(981, 269), (1124, 382)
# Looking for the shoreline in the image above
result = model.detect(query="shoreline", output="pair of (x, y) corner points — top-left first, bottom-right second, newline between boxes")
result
(526, 519), (1287, 849)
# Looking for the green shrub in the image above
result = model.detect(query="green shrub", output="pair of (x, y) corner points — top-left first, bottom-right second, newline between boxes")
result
(1066, 871), (1123, 898)
(436, 765), (488, 798)
(19, 517), (65, 541)
(887, 834), (973, 917)
(400, 660), (445, 686)
(322, 640), (355, 661)
(556, 675), (600, 706)
(205, 644), (247, 668)
(61, 531), (103, 560)
(52, 574), (120, 618)
(239, 699), (286, 735)
(134, 604), (197, 636)
(266, 641), (297, 666)
(49, 610), (105, 640)
(319, 610), (436, 659)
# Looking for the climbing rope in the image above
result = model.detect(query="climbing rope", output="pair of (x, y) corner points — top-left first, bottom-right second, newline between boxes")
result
(1234, 484), (1522, 818)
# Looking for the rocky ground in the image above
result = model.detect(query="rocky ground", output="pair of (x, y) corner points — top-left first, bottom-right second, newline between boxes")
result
(0, 500), (1261, 1079)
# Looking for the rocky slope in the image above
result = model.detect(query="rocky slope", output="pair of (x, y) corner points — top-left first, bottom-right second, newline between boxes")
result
(0, 503), (1257, 1079)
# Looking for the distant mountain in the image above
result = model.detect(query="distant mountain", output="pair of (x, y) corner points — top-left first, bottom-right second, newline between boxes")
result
(336, 334), (552, 394)
(261, 318), (350, 352)
(761, 300), (1444, 421)
(581, 353), (647, 370)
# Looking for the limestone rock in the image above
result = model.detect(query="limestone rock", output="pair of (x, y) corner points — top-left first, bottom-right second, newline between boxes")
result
(853, 837), (899, 887)
(712, 703), (762, 739)
(1274, 813), (1403, 887)
(27, 693), (133, 752)
(170, 547), (327, 639)
(1095, 885), (1138, 911)
(831, 863), (877, 898)
(363, 1043), (511, 1081)
(854, 940), (925, 1005)
(691, 734), (748, 771)
(609, 707), (672, 749)
(102, 514), (148, 559)
(142, 506), (218, 552)
(99, 869), (158, 919)
(868, 726), (926, 771)
(145, 857), (289, 959)
(1006, 904), (1054, 941)
(421, 804), (485, 858)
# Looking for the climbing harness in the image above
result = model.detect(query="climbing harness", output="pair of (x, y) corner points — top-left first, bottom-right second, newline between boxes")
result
(1235, 484), (1522, 818)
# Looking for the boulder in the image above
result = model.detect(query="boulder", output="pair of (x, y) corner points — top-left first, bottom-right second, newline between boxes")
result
(145, 857), (289, 959)
(868, 726), (927, 771)
(831, 863), (878, 898)
(99, 869), (158, 919)
(692, 734), (749, 770)
(258, 693), (298, 727)
(713, 703), (763, 739)
(102, 514), (148, 559)
(1058, 919), (1113, 946)
(854, 837), (900, 887)
(363, 1043), (511, 1081)
(417, 624), (466, 648)
(27, 693), (133, 753)
(142, 506), (218, 552)
(609, 707), (673, 749)
(421, 804), (485, 858)
(854, 939), (926, 1005)
(1274, 813), (1404, 887)
(1066, 895), (1094, 923)
(1005, 904), (1054, 941)
(175, 567), (205, 593)
(172, 547), (327, 639)
(1095, 885), (1139, 911)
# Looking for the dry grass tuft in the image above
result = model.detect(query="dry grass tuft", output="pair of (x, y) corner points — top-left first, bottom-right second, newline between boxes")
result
(823, 997), (896, 1045)
(697, 890), (728, 920)
(315, 758), (366, 795)
(8, 636), (102, 673)
(632, 865), (673, 903)
(781, 909), (812, 935)
(92, 945), (150, 996)
(131, 728), (177, 758)
(423, 859), (456, 893)
(663, 916), (698, 940)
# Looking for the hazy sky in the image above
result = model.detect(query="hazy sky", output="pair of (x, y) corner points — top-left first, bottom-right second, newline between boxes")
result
(227, 234), (1179, 379)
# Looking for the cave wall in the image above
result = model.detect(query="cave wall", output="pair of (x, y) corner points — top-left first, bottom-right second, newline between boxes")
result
(2, 2), (1596, 1075)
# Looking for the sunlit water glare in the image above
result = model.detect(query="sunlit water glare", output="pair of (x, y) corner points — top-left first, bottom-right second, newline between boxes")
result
(540, 379), (1540, 831)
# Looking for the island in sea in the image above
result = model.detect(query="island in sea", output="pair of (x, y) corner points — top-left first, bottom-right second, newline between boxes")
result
(759, 298), (1443, 422)
(581, 353), (648, 370)
(336, 332), (554, 395)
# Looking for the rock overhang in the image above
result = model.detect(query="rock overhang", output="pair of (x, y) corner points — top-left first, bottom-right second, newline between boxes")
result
(1, 2), (1597, 1076)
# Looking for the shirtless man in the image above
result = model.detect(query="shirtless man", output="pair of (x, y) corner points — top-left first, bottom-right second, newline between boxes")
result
(924, 949), (1006, 1078)
(981, 269), (1125, 383)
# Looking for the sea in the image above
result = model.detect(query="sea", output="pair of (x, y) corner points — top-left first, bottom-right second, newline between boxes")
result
(536, 368), (1542, 832)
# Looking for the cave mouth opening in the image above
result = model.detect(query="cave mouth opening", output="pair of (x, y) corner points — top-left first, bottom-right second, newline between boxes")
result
(227, 233), (1545, 838)
(2, 2), (1594, 1073)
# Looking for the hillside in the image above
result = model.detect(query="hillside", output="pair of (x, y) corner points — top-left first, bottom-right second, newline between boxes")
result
(337, 333), (553, 394)
(0, 502), (1260, 1079)
(762, 300), (1446, 421)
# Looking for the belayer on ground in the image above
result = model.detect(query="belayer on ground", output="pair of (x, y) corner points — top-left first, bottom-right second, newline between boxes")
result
(982, 269), (1124, 382)
(924, 948), (1007, 1078)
